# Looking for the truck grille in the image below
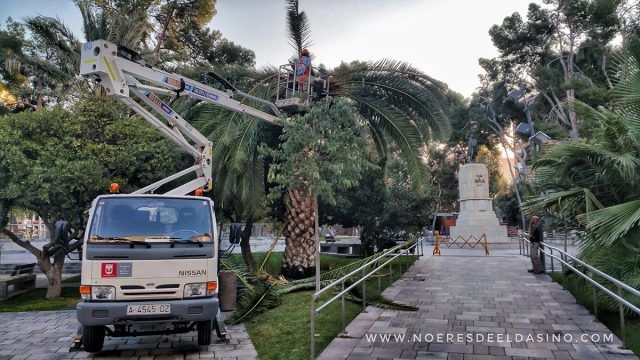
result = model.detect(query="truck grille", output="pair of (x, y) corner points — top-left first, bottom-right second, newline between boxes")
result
(122, 291), (177, 296)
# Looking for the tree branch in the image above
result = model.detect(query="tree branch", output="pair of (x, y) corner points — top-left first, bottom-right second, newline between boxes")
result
(0, 202), (42, 256)
(1, 228), (42, 257)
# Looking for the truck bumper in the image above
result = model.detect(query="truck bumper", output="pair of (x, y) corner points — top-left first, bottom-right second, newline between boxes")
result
(77, 297), (218, 326)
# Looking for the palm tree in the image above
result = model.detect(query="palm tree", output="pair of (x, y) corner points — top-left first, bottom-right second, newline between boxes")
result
(524, 49), (640, 312)
(191, 0), (451, 279)
(7, 0), (153, 106)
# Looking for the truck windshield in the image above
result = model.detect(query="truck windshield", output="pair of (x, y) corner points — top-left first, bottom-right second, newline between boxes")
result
(88, 197), (213, 244)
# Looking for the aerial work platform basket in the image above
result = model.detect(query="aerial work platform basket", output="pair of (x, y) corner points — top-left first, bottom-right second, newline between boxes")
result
(275, 62), (330, 116)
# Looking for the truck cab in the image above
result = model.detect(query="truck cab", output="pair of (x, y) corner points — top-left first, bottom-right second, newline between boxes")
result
(76, 194), (219, 352)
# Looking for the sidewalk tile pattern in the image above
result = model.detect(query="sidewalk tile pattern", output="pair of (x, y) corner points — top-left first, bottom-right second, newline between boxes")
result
(319, 253), (638, 360)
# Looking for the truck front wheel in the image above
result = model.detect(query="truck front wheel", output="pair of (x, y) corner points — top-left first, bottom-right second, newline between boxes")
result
(197, 319), (212, 346)
(82, 325), (105, 352)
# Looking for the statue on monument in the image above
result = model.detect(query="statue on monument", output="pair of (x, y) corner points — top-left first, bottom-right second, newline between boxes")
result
(467, 134), (478, 163)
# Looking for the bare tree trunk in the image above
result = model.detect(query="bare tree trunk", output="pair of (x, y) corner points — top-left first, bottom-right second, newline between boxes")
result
(565, 28), (580, 141)
(36, 78), (44, 109)
(281, 187), (316, 279)
(1, 204), (78, 299)
(240, 217), (257, 273)
(39, 253), (64, 299)
(567, 93), (579, 141)
(0, 227), (65, 299)
(602, 53), (613, 89)
(499, 141), (527, 231)
(154, 2), (175, 54)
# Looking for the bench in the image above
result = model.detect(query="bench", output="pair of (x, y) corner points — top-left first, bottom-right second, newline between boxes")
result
(0, 263), (37, 299)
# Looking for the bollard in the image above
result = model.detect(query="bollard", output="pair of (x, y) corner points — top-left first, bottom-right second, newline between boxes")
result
(218, 270), (237, 311)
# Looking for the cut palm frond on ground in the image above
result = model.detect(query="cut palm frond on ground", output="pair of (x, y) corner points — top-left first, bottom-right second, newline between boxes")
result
(222, 251), (419, 324)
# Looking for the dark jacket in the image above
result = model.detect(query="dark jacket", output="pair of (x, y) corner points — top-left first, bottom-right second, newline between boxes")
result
(530, 224), (543, 243)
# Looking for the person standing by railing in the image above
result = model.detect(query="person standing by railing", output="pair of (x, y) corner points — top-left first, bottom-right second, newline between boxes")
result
(528, 216), (545, 274)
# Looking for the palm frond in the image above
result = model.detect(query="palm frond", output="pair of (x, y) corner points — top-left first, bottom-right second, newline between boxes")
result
(285, 0), (312, 55)
(577, 199), (640, 247)
(354, 96), (428, 188)
(524, 187), (605, 215)
(612, 48), (640, 114)
(329, 59), (450, 187)
(220, 256), (253, 289)
(274, 279), (333, 295)
(227, 281), (281, 325)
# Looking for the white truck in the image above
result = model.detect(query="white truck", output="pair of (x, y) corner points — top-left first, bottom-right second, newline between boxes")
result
(75, 39), (281, 352)
(77, 194), (220, 351)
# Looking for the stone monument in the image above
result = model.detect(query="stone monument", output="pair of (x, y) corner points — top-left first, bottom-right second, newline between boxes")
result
(449, 163), (508, 243)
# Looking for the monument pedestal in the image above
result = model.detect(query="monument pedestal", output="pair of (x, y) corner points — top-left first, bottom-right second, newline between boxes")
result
(449, 163), (508, 243)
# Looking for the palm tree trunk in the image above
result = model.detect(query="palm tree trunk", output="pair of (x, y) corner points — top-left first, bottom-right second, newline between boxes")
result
(281, 187), (316, 279)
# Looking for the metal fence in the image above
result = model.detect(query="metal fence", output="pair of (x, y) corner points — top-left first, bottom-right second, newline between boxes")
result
(309, 238), (425, 359)
(518, 235), (640, 345)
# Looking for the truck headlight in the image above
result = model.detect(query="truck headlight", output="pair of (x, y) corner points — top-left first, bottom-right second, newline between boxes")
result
(91, 286), (116, 300)
(183, 282), (206, 298)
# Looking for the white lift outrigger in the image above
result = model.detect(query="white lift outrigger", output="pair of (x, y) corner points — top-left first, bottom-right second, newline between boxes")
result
(80, 39), (281, 195)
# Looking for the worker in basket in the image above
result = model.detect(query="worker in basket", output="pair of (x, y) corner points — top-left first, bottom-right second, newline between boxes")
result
(292, 48), (312, 85)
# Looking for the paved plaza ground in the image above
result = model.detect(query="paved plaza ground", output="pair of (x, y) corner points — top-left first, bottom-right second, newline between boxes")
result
(319, 249), (638, 360)
(0, 311), (257, 359)
(0, 247), (636, 359)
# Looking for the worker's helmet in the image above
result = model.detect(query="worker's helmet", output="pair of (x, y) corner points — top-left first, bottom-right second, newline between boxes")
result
(301, 48), (310, 56)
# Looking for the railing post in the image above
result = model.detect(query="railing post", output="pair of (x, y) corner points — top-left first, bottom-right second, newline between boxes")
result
(388, 262), (393, 286)
(550, 248), (554, 273)
(377, 266), (381, 292)
(589, 271), (597, 317)
(519, 236), (522, 255)
(362, 268), (367, 312)
(563, 233), (568, 272)
(341, 282), (346, 335)
(310, 295), (316, 359)
(618, 286), (626, 346)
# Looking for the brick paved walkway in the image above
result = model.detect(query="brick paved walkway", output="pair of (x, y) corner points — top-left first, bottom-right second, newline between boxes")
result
(0, 310), (257, 359)
(319, 250), (638, 360)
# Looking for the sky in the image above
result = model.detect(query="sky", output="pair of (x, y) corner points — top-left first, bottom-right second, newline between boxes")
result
(0, 0), (533, 96)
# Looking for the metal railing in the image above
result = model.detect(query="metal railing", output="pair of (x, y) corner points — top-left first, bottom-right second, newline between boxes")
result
(309, 238), (425, 359)
(518, 235), (640, 345)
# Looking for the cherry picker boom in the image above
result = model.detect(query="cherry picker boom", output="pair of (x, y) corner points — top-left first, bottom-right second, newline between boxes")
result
(79, 39), (281, 196)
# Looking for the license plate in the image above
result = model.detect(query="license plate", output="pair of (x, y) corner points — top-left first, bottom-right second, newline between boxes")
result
(126, 304), (171, 316)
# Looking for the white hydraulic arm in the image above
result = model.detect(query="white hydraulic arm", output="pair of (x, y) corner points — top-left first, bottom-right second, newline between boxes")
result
(79, 40), (281, 196)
